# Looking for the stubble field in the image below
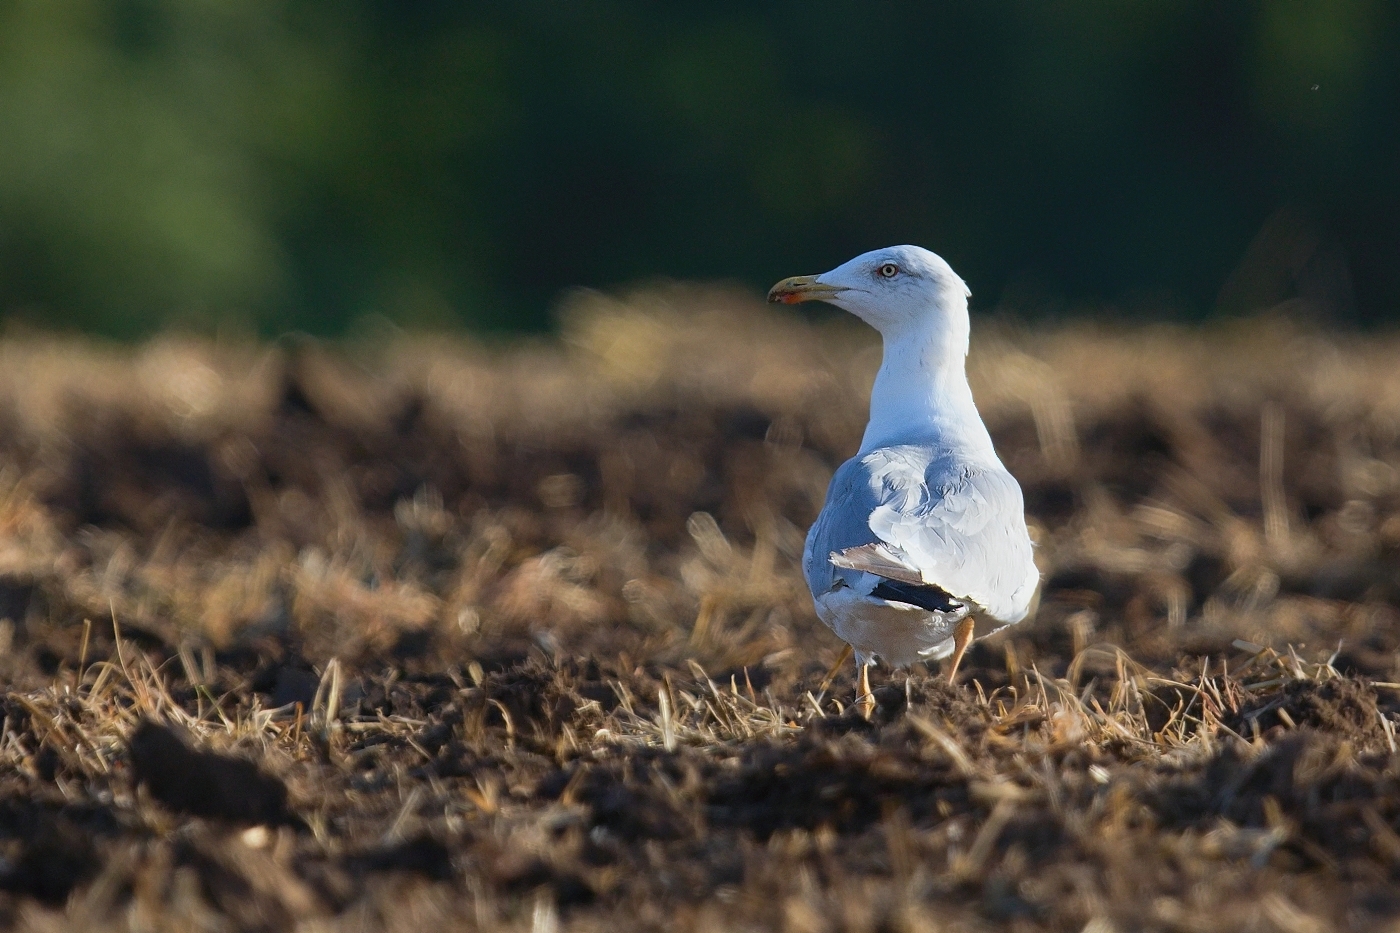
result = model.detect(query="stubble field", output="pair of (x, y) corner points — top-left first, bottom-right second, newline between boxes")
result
(2, 290), (1400, 931)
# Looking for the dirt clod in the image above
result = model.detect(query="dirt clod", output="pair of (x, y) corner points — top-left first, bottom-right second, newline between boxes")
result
(129, 720), (296, 826)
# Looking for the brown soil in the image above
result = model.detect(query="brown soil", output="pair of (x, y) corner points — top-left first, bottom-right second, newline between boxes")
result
(3, 294), (1400, 930)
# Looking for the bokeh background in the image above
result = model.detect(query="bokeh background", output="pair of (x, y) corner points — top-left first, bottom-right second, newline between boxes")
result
(1, 0), (1397, 336)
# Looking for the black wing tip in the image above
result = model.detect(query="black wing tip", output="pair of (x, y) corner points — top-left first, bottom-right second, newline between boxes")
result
(870, 579), (965, 614)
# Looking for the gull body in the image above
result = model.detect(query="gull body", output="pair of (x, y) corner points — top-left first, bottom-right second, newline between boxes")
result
(769, 246), (1039, 696)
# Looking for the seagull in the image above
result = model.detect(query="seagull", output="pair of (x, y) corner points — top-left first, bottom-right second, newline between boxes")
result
(768, 245), (1039, 713)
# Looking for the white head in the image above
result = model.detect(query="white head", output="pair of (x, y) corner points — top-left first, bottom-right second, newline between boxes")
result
(768, 245), (971, 345)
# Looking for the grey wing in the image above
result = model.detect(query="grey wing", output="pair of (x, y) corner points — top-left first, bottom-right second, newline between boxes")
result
(803, 456), (889, 600)
(806, 448), (1039, 624)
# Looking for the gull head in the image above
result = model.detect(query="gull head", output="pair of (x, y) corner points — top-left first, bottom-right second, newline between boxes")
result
(768, 245), (971, 337)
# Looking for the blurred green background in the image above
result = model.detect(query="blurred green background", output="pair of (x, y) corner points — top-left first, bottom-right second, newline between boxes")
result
(1, 1), (1396, 336)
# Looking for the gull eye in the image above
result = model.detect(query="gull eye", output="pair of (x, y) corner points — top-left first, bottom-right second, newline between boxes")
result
(878, 262), (900, 279)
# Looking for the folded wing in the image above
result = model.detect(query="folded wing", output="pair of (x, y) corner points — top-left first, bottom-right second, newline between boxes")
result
(804, 446), (1038, 625)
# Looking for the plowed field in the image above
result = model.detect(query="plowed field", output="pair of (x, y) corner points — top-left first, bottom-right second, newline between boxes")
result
(2, 293), (1400, 931)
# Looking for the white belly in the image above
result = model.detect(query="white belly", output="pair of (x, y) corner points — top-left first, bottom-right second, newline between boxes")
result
(813, 588), (962, 668)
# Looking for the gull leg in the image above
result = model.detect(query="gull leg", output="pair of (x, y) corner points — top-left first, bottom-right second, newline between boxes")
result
(817, 644), (853, 699)
(946, 616), (976, 685)
(857, 660), (874, 719)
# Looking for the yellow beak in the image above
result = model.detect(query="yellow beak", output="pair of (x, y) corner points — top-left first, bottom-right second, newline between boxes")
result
(767, 275), (848, 305)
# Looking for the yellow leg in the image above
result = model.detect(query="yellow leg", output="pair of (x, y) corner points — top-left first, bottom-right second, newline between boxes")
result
(817, 644), (853, 697)
(857, 660), (874, 719)
(946, 616), (976, 684)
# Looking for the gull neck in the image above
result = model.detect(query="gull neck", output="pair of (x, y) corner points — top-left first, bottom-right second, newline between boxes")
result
(857, 310), (997, 461)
